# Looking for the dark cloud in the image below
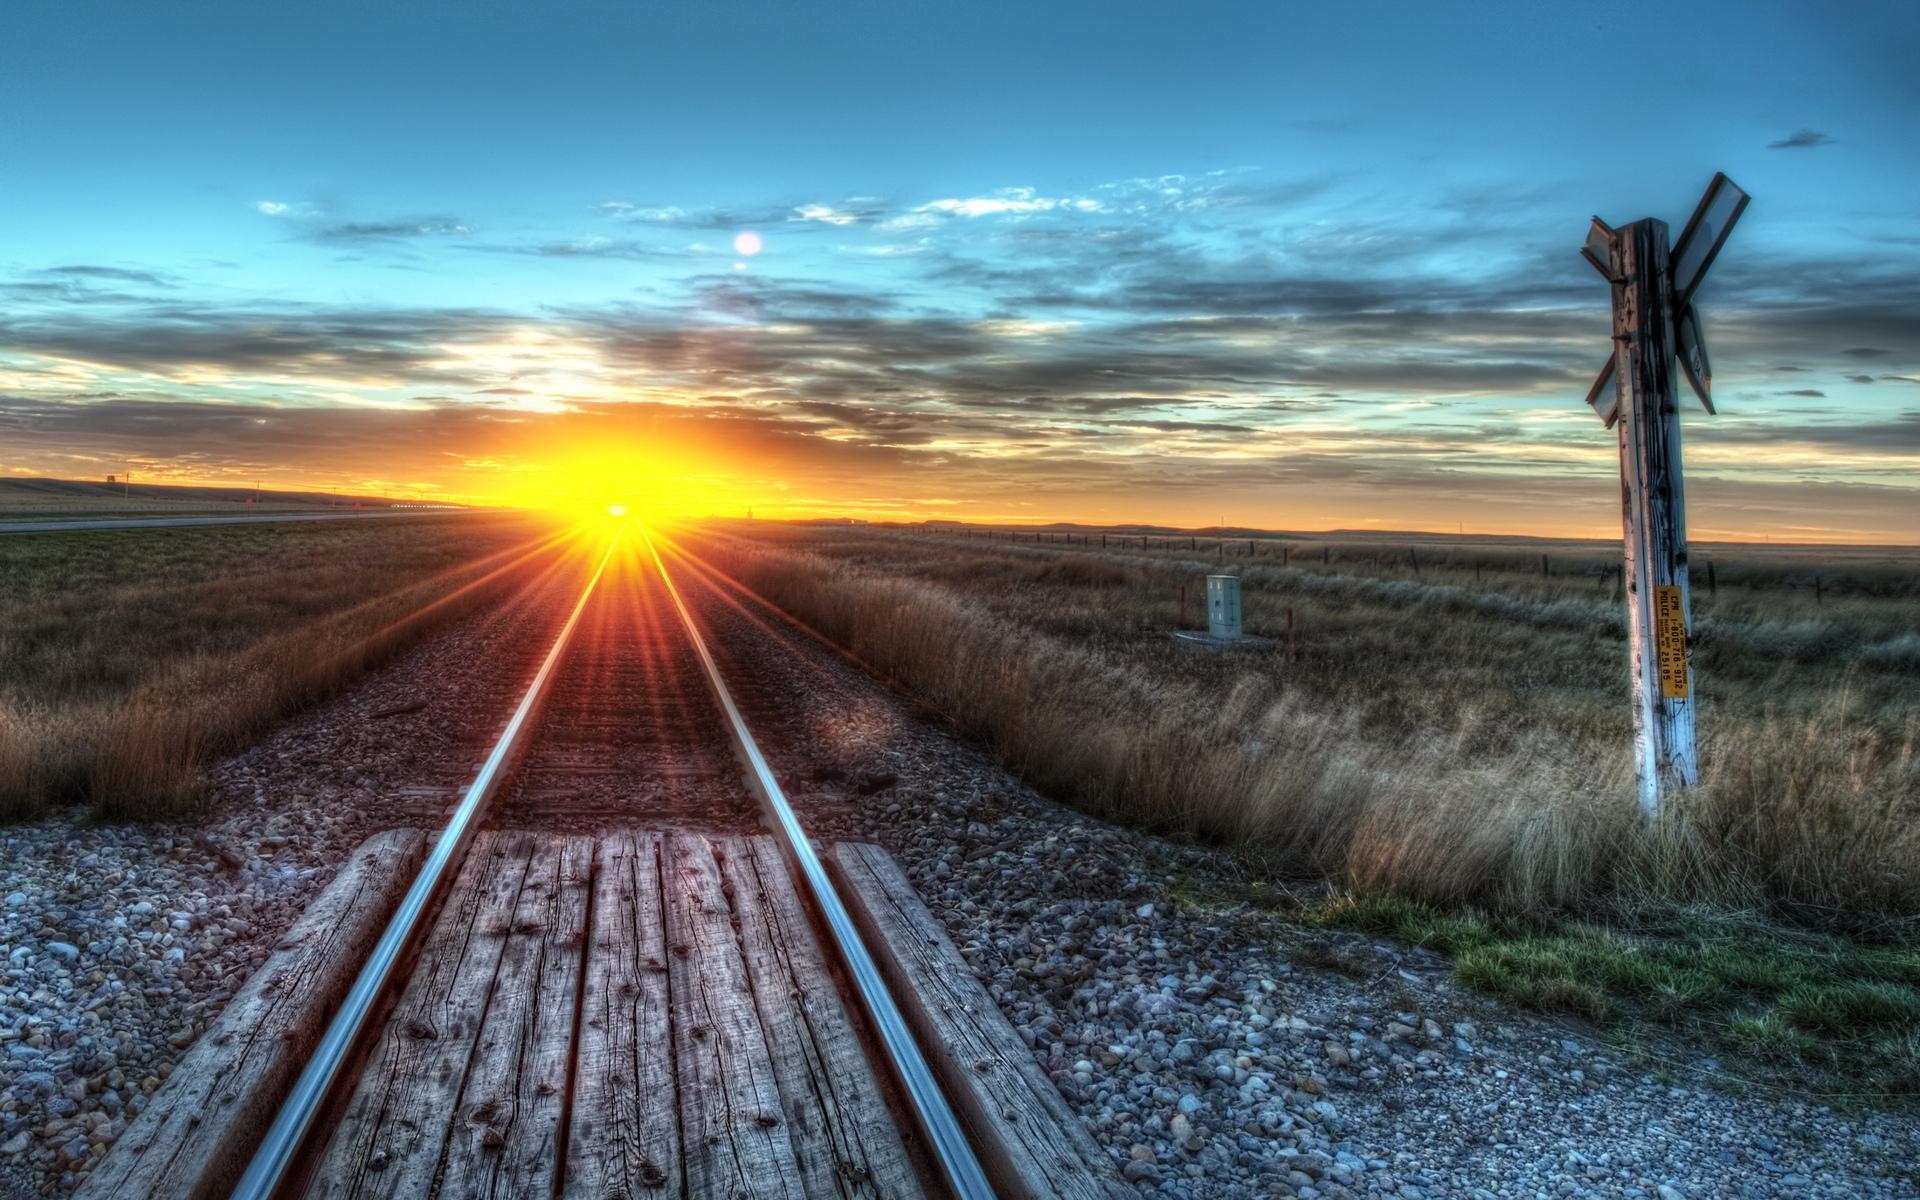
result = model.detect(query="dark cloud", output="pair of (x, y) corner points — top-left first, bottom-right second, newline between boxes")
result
(1703, 412), (1920, 453)
(3, 265), (178, 306)
(307, 217), (472, 242)
(494, 238), (679, 261)
(1779, 389), (1828, 397)
(1, 281), (152, 306)
(1768, 128), (1835, 150)
(685, 274), (899, 319)
(0, 302), (510, 382)
(36, 265), (175, 286)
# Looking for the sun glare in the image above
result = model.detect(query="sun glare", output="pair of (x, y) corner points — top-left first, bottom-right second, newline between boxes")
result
(606, 504), (627, 517)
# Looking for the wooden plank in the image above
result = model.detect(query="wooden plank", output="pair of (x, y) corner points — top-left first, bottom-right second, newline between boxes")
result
(306, 832), (539, 1199)
(75, 830), (428, 1200)
(662, 834), (804, 1200)
(562, 833), (681, 1199)
(717, 838), (926, 1199)
(830, 842), (1128, 1200)
(438, 835), (595, 1198)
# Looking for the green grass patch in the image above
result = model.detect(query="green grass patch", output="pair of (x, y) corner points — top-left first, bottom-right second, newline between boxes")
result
(1306, 891), (1920, 1098)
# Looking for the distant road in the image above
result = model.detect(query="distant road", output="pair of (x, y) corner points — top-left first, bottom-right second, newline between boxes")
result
(0, 509), (495, 535)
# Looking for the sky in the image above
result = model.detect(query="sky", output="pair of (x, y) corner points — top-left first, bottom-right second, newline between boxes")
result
(1, 0), (1916, 540)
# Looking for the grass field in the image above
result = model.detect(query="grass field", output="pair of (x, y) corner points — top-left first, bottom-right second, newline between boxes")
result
(686, 521), (1920, 1094)
(0, 513), (564, 821)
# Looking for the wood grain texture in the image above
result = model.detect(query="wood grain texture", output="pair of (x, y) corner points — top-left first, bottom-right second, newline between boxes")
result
(1614, 216), (1699, 811)
(662, 834), (805, 1200)
(307, 832), (538, 1200)
(562, 832), (681, 1199)
(75, 829), (427, 1200)
(830, 841), (1128, 1200)
(718, 837), (925, 1199)
(438, 836), (595, 1199)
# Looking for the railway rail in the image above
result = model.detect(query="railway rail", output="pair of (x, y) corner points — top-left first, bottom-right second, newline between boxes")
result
(81, 524), (1120, 1199)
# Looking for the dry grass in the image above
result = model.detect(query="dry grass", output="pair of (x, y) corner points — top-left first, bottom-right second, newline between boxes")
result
(686, 524), (1919, 915)
(0, 514), (567, 821)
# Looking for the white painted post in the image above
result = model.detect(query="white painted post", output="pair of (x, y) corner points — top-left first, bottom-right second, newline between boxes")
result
(1608, 218), (1698, 814)
(1206, 575), (1242, 640)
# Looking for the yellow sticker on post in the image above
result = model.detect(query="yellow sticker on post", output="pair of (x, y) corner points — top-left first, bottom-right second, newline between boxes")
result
(1655, 584), (1689, 699)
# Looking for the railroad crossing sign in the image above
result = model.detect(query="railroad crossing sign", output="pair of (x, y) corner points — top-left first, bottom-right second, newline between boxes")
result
(1578, 172), (1748, 816)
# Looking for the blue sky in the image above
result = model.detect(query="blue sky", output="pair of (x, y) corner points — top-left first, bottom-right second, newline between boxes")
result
(2, 0), (1916, 537)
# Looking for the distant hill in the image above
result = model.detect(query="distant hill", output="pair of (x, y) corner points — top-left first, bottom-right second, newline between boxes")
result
(0, 477), (456, 519)
(740, 515), (1900, 554)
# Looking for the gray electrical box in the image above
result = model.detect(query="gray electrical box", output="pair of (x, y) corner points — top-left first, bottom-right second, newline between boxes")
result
(1206, 575), (1242, 640)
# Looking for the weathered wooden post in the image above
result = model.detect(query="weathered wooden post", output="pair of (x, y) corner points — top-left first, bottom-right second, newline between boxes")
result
(1578, 172), (1748, 816)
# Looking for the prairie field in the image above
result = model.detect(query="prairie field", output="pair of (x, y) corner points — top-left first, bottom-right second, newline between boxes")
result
(689, 521), (1920, 1088)
(0, 513), (564, 821)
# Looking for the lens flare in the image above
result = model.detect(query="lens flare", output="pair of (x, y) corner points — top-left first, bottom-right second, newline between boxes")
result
(732, 231), (762, 256)
(606, 504), (627, 517)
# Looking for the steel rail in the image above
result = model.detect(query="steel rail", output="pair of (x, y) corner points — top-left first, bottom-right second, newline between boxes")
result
(230, 530), (620, 1200)
(640, 529), (998, 1200)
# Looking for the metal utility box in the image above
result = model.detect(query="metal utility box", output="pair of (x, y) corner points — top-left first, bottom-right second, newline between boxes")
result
(1206, 575), (1242, 640)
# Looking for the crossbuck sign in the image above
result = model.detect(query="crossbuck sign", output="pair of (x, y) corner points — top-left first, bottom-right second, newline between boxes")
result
(1580, 172), (1749, 816)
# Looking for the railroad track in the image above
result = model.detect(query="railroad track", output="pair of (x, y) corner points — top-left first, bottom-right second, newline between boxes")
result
(81, 524), (1123, 1200)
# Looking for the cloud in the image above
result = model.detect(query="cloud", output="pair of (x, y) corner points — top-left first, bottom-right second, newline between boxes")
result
(1704, 412), (1920, 453)
(1779, 389), (1828, 397)
(37, 265), (174, 287)
(256, 200), (292, 216)
(1768, 128), (1835, 150)
(1, 265), (179, 306)
(793, 203), (864, 226)
(596, 200), (794, 231)
(496, 236), (677, 260)
(308, 217), (473, 242)
(7, 164), (1918, 535)
(908, 187), (1105, 221)
(0, 301), (511, 383)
